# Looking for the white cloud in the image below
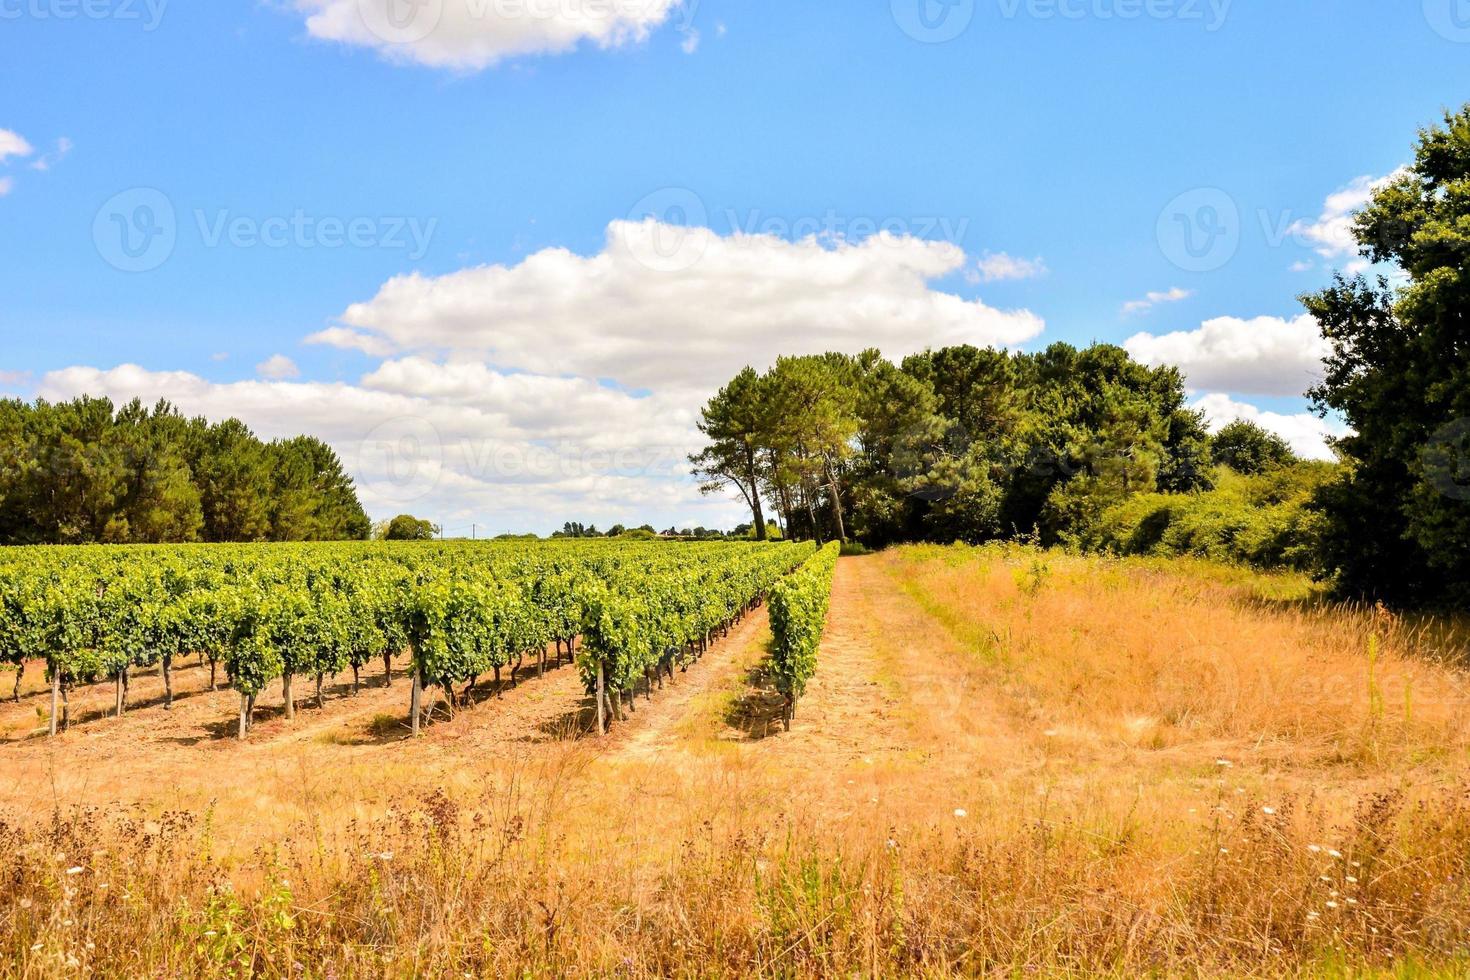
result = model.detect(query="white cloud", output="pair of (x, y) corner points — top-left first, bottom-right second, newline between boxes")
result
(34, 361), (727, 531)
(679, 28), (699, 53)
(0, 177), (12, 198)
(1192, 392), (1347, 462)
(296, 0), (683, 71)
(0, 129), (32, 164)
(30, 136), (72, 172)
(974, 251), (1047, 282)
(1289, 169), (1409, 261)
(311, 219), (1045, 393)
(1125, 313), (1328, 398)
(256, 354), (301, 379)
(1121, 287), (1191, 315)
(1289, 260), (1314, 273)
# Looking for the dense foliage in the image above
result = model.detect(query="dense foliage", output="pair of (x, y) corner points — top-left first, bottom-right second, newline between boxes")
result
(767, 542), (839, 729)
(1305, 105), (1470, 604)
(0, 396), (370, 544)
(691, 344), (1214, 549)
(1081, 463), (1333, 570)
(0, 539), (812, 738)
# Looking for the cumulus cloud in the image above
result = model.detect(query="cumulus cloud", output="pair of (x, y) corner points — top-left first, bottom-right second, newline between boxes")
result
(34, 361), (725, 531)
(0, 129), (32, 164)
(1192, 392), (1347, 462)
(1125, 314), (1328, 398)
(1121, 287), (1191, 315)
(256, 354), (301, 379)
(295, 0), (684, 70)
(1289, 169), (1409, 263)
(310, 219), (1045, 393)
(974, 251), (1047, 283)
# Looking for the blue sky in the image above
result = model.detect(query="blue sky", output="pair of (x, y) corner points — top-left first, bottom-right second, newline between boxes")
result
(1, 1), (1467, 533)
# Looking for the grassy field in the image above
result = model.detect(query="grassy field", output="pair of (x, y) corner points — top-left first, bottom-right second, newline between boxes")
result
(4, 546), (1470, 977)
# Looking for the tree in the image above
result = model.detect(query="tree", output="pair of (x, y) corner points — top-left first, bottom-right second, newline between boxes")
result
(384, 515), (438, 541)
(1304, 105), (1470, 604)
(690, 367), (773, 540)
(1211, 420), (1296, 474)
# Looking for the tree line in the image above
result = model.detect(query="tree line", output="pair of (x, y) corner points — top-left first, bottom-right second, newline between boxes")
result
(690, 104), (1470, 605)
(690, 342), (1218, 549)
(0, 396), (370, 544)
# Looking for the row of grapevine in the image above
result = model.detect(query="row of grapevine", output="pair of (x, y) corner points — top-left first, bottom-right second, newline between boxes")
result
(575, 542), (816, 733)
(767, 543), (840, 730)
(0, 540), (812, 739)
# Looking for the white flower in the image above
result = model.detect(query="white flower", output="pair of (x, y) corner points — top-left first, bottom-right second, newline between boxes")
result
(954, 808), (968, 819)
(1261, 806), (1275, 815)
(1215, 759), (1232, 767)
(1326, 901), (1339, 909)
(1329, 849), (1343, 859)
(1308, 845), (1323, 853)
(65, 867), (84, 876)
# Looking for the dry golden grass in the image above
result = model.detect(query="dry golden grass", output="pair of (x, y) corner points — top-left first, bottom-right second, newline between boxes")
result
(4, 546), (1470, 978)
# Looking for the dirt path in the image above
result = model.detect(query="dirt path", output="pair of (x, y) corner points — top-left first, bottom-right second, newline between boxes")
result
(718, 555), (1038, 819)
(610, 603), (771, 762)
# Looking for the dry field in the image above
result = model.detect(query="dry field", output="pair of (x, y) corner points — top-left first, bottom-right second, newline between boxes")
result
(3, 546), (1470, 977)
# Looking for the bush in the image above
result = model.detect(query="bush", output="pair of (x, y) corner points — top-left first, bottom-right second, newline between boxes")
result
(1085, 463), (1334, 571)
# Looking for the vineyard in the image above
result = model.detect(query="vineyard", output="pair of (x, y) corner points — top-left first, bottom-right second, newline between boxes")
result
(0, 539), (837, 741)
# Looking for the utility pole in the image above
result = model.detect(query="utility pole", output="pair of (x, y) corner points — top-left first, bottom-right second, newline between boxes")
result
(472, 523), (477, 540)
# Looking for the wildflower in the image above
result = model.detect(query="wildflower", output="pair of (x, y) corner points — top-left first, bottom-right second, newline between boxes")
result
(1306, 912), (1320, 920)
(1308, 845), (1323, 853)
(954, 808), (968, 819)
(30, 944), (42, 952)
(1326, 901), (1339, 909)
(1346, 898), (1358, 905)
(1346, 876), (1358, 884)
(1262, 806), (1275, 815)
(1043, 730), (1058, 738)
(1215, 759), (1232, 768)
(65, 867), (84, 876)
(1219, 847), (1229, 854)
(1328, 849), (1343, 859)
(19, 898), (31, 909)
